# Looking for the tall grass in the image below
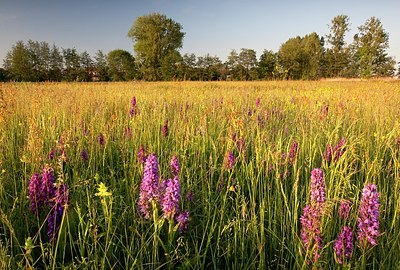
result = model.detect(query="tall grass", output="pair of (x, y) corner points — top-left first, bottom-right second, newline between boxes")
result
(0, 80), (399, 269)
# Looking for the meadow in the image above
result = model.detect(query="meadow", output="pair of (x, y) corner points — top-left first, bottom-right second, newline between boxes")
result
(0, 80), (399, 269)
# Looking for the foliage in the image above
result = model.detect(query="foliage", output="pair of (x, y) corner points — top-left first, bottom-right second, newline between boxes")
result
(49, 45), (63, 82)
(196, 54), (223, 81)
(353, 17), (396, 78)
(127, 13), (185, 81)
(107, 49), (136, 81)
(0, 68), (8, 82)
(225, 49), (258, 80)
(278, 33), (324, 80)
(3, 41), (34, 81)
(238, 48), (258, 80)
(258, 50), (277, 80)
(62, 48), (81, 81)
(94, 50), (109, 81)
(2, 14), (397, 81)
(182, 53), (197, 80)
(325, 15), (351, 77)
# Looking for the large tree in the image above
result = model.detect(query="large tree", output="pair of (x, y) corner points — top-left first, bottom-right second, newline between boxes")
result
(127, 13), (185, 81)
(62, 48), (81, 81)
(3, 41), (34, 81)
(278, 33), (324, 80)
(226, 49), (240, 80)
(27, 40), (51, 81)
(302, 33), (325, 79)
(196, 54), (223, 81)
(94, 50), (109, 81)
(80, 51), (94, 81)
(327, 15), (350, 53)
(160, 50), (182, 81)
(353, 17), (395, 77)
(225, 48), (258, 80)
(277, 36), (304, 80)
(238, 48), (258, 80)
(107, 49), (136, 81)
(49, 44), (63, 81)
(182, 53), (197, 80)
(4, 40), (68, 81)
(258, 50), (277, 80)
(325, 15), (351, 77)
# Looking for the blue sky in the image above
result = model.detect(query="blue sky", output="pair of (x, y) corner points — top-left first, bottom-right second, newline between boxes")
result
(1, 0), (399, 67)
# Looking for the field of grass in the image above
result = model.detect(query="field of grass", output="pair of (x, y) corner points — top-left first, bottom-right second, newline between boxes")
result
(0, 80), (399, 269)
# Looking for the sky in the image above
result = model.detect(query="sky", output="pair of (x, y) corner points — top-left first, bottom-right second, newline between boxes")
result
(1, 0), (399, 68)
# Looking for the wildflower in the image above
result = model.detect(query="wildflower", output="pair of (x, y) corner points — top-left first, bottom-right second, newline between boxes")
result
(299, 168), (326, 264)
(47, 184), (69, 241)
(310, 168), (326, 207)
(29, 174), (42, 213)
(338, 200), (351, 220)
(161, 120), (169, 137)
(300, 205), (323, 263)
(29, 165), (56, 213)
(333, 138), (345, 162)
(41, 166), (55, 207)
(98, 133), (104, 146)
(334, 226), (353, 264)
(224, 150), (235, 170)
(170, 155), (180, 176)
(357, 183), (380, 247)
(129, 97), (137, 117)
(160, 176), (181, 218)
(324, 138), (346, 163)
(138, 153), (160, 219)
(131, 96), (137, 107)
(175, 210), (189, 233)
(137, 145), (147, 164)
(255, 97), (261, 107)
(95, 182), (112, 197)
(80, 149), (88, 161)
(288, 141), (298, 165)
(257, 115), (265, 127)
(323, 145), (333, 162)
(48, 148), (55, 160)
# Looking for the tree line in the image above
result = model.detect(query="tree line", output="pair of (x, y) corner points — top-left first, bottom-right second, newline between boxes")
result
(1, 14), (398, 82)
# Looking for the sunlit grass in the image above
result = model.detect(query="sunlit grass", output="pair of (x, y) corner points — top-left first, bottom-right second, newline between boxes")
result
(0, 80), (399, 269)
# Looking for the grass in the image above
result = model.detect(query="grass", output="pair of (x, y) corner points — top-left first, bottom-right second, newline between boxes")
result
(0, 80), (399, 269)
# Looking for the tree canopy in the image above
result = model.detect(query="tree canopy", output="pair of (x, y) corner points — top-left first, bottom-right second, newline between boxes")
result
(1, 14), (397, 82)
(353, 17), (395, 77)
(107, 49), (136, 81)
(127, 13), (185, 81)
(325, 15), (351, 77)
